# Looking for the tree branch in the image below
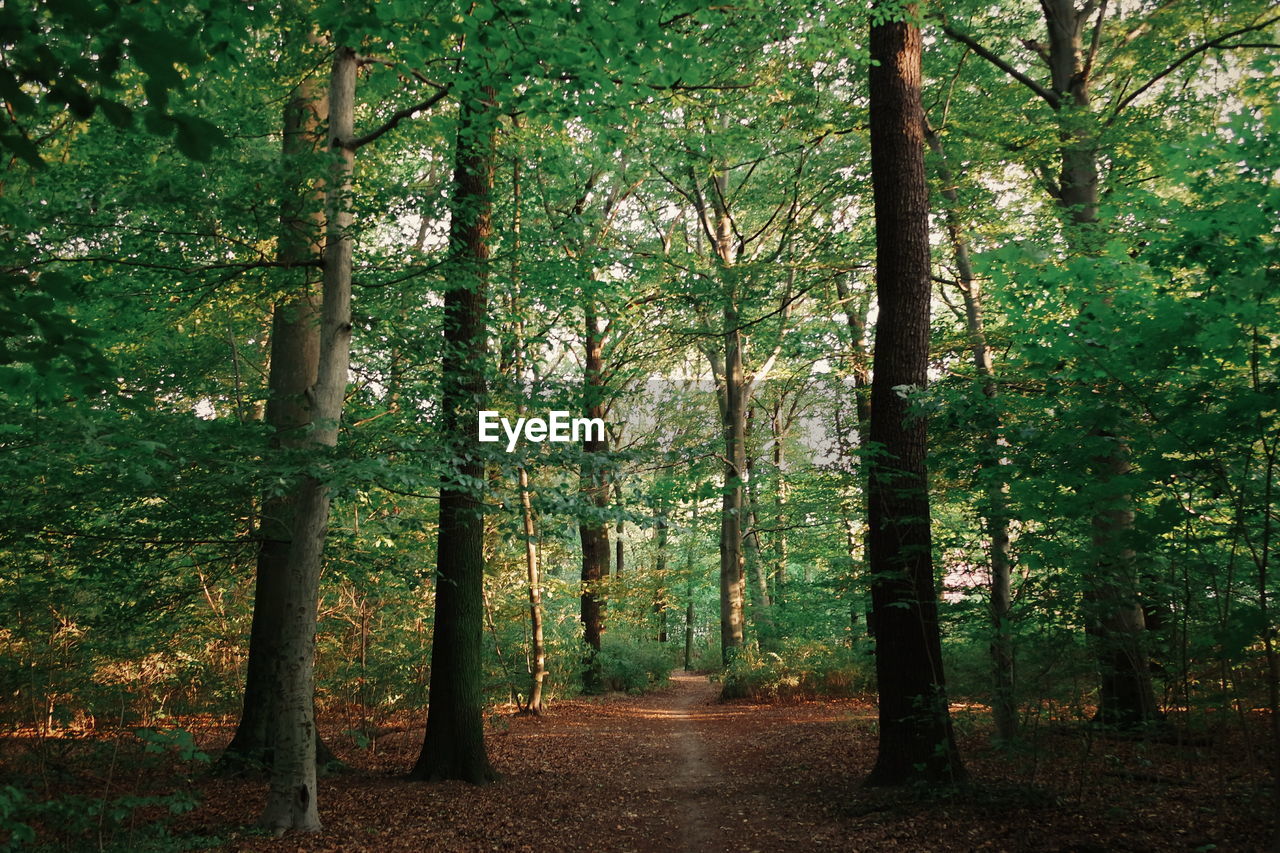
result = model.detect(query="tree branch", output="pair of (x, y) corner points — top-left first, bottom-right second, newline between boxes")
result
(349, 85), (451, 150)
(1107, 14), (1280, 123)
(940, 23), (1061, 109)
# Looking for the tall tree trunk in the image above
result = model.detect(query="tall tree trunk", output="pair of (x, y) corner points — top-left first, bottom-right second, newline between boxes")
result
(744, 412), (775, 648)
(769, 400), (789, 607)
(654, 494), (670, 642)
(226, 66), (326, 768)
(518, 464), (546, 714)
(692, 158), (749, 667)
(684, 499), (700, 671)
(615, 480), (625, 577)
(508, 134), (546, 716)
(719, 290), (748, 665)
(1043, 0), (1100, 237)
(579, 293), (610, 693)
(410, 88), (499, 784)
(864, 7), (964, 786)
(925, 126), (1018, 743)
(835, 273), (873, 634)
(260, 44), (357, 833)
(1041, 0), (1158, 728)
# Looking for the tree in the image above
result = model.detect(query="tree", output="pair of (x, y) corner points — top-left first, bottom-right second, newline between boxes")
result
(225, 38), (331, 771)
(410, 86), (500, 785)
(863, 2), (964, 786)
(938, 0), (1279, 729)
(579, 279), (611, 692)
(260, 44), (357, 834)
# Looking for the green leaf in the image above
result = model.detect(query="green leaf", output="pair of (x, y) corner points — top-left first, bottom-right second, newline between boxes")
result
(172, 114), (224, 162)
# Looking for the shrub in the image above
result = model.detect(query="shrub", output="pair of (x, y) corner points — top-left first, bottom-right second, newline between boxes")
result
(720, 640), (870, 702)
(595, 637), (674, 694)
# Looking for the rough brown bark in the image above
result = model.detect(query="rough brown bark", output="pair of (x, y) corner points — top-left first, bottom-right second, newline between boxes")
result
(580, 293), (610, 693)
(864, 7), (964, 786)
(260, 44), (357, 833)
(410, 88), (499, 785)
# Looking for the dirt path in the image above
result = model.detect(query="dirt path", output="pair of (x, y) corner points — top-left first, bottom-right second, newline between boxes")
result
(664, 672), (726, 850)
(171, 674), (1265, 851)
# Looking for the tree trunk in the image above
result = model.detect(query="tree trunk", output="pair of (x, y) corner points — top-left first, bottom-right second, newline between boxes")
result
(719, 294), (748, 665)
(769, 400), (789, 607)
(925, 125), (1018, 743)
(835, 273), (874, 640)
(684, 500), (699, 671)
(1086, 441), (1160, 727)
(1040, 0), (1159, 728)
(864, 7), (964, 786)
(260, 44), (357, 833)
(654, 507), (670, 643)
(226, 69), (325, 767)
(518, 464), (546, 714)
(614, 480), (625, 577)
(579, 293), (610, 693)
(744, 413), (775, 649)
(410, 88), (499, 785)
(508, 143), (545, 716)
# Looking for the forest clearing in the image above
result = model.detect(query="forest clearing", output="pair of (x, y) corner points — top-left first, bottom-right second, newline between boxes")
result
(2, 0), (1278, 850)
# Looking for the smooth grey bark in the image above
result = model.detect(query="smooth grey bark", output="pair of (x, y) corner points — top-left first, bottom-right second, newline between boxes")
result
(718, 283), (748, 665)
(518, 464), (546, 714)
(654, 510), (670, 642)
(615, 479), (625, 577)
(1041, 0), (1158, 728)
(743, 410), (776, 648)
(684, 499), (700, 671)
(508, 147), (547, 716)
(227, 67), (325, 768)
(260, 44), (357, 834)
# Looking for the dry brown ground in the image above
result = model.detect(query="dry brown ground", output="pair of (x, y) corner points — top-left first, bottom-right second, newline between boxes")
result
(3, 673), (1275, 851)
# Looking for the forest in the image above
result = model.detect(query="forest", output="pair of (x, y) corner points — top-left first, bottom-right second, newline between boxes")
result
(1, 0), (1278, 850)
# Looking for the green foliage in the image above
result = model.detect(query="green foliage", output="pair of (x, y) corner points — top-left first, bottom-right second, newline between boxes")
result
(596, 635), (675, 695)
(720, 641), (871, 702)
(0, 0), (1276, 829)
(0, 728), (209, 851)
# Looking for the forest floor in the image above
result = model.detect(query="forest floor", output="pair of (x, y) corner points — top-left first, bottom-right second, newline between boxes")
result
(2, 673), (1275, 851)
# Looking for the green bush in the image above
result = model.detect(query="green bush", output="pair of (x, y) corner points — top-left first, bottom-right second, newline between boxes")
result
(595, 637), (674, 694)
(720, 640), (870, 701)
